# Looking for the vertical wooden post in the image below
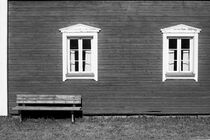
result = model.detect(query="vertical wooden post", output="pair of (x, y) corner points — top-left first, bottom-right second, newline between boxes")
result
(71, 111), (74, 123)
(0, 0), (8, 116)
(19, 111), (22, 122)
(71, 104), (76, 123)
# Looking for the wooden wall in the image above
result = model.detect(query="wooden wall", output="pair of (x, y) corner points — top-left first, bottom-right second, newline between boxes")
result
(9, 1), (210, 114)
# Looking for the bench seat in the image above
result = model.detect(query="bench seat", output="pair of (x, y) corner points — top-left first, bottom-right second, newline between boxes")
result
(13, 106), (81, 111)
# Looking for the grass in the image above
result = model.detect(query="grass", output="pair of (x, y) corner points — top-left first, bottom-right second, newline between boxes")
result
(0, 115), (210, 140)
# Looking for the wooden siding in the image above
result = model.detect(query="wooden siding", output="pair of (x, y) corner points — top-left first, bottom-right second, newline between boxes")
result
(8, 1), (210, 114)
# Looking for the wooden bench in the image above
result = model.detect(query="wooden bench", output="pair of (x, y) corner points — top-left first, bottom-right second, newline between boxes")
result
(13, 94), (82, 123)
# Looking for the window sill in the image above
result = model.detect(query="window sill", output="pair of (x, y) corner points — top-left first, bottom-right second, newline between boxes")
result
(164, 72), (197, 81)
(64, 72), (97, 81)
(165, 72), (195, 77)
(66, 73), (94, 78)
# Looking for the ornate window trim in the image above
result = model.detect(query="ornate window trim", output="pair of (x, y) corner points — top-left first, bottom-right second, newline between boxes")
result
(161, 24), (201, 82)
(60, 24), (101, 81)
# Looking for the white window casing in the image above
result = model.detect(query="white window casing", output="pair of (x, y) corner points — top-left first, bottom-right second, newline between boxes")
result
(161, 24), (201, 82)
(60, 24), (101, 81)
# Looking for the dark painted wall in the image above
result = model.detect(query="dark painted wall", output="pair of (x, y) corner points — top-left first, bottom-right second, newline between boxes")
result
(9, 1), (210, 114)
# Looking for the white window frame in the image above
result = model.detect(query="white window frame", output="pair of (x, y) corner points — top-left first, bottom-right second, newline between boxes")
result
(161, 24), (201, 82)
(67, 37), (93, 74)
(167, 37), (193, 73)
(60, 24), (101, 81)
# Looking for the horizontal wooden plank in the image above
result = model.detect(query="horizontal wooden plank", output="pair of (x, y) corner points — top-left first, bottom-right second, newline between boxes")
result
(83, 106), (210, 115)
(17, 94), (81, 99)
(16, 95), (81, 104)
(16, 98), (81, 102)
(13, 106), (81, 111)
(9, 1), (210, 7)
(17, 100), (81, 104)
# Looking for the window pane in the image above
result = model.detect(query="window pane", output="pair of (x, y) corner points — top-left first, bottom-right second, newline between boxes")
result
(83, 62), (91, 71)
(168, 39), (177, 71)
(169, 50), (177, 71)
(75, 62), (79, 71)
(181, 39), (190, 49)
(174, 61), (177, 71)
(169, 39), (177, 49)
(82, 50), (91, 71)
(181, 50), (190, 71)
(181, 39), (190, 71)
(70, 39), (79, 72)
(82, 39), (91, 72)
(83, 39), (91, 49)
(70, 51), (78, 61)
(70, 39), (78, 49)
(83, 50), (91, 61)
(70, 51), (79, 72)
(169, 51), (176, 62)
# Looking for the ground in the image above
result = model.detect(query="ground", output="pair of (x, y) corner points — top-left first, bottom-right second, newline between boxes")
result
(0, 115), (210, 140)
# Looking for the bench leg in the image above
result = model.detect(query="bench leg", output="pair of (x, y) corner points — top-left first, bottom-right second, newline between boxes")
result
(71, 111), (74, 123)
(19, 111), (22, 122)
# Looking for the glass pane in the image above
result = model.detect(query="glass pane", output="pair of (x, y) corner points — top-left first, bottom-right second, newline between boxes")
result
(169, 39), (177, 49)
(169, 62), (177, 71)
(181, 39), (190, 49)
(83, 39), (91, 50)
(168, 64), (174, 71)
(82, 50), (91, 71)
(70, 39), (78, 49)
(181, 50), (190, 71)
(75, 62), (79, 71)
(182, 63), (190, 71)
(70, 51), (79, 72)
(83, 50), (91, 61)
(83, 62), (91, 72)
(70, 39), (79, 72)
(174, 61), (177, 71)
(70, 51), (78, 61)
(168, 50), (177, 71)
(169, 51), (175, 63)
(168, 39), (178, 71)
(181, 39), (190, 71)
(70, 61), (78, 72)
(82, 39), (91, 72)
(181, 50), (190, 61)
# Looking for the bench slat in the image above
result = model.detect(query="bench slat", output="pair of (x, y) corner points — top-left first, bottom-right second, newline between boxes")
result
(17, 100), (81, 104)
(16, 94), (81, 104)
(17, 97), (81, 101)
(17, 98), (81, 101)
(17, 95), (81, 99)
(13, 106), (82, 111)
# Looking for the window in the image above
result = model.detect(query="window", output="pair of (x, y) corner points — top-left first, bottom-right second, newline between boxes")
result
(161, 24), (201, 81)
(168, 38), (191, 72)
(68, 38), (92, 72)
(60, 24), (101, 81)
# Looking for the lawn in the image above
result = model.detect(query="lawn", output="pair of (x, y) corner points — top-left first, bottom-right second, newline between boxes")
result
(0, 115), (210, 140)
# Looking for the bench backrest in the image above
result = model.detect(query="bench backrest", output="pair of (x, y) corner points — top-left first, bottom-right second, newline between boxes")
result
(17, 95), (81, 104)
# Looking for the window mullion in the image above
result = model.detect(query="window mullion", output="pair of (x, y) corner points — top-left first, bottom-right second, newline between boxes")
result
(177, 39), (181, 72)
(79, 39), (83, 72)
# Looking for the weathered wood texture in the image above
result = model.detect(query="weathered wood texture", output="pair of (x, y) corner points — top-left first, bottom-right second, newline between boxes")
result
(13, 94), (81, 122)
(13, 106), (82, 111)
(9, 1), (210, 114)
(16, 94), (81, 104)
(13, 94), (81, 111)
